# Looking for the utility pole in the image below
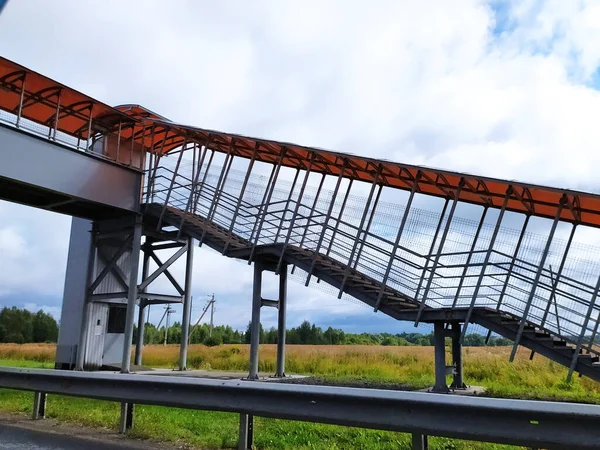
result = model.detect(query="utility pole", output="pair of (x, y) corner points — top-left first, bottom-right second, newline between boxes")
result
(163, 305), (173, 346)
(189, 295), (215, 340)
(209, 293), (215, 337)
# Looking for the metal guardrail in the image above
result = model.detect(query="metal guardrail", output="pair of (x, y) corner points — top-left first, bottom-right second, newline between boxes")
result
(0, 367), (599, 449)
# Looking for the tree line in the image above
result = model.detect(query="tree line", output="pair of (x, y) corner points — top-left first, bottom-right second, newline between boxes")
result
(243, 320), (512, 347)
(0, 307), (512, 347)
(135, 319), (512, 347)
(0, 307), (59, 343)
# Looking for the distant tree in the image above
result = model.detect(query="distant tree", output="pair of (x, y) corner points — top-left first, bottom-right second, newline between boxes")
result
(204, 335), (222, 347)
(0, 307), (33, 343)
(243, 321), (264, 344)
(32, 310), (59, 342)
(0, 307), (58, 343)
(297, 320), (312, 344)
(464, 334), (485, 346)
(381, 336), (396, 346)
(324, 327), (345, 345)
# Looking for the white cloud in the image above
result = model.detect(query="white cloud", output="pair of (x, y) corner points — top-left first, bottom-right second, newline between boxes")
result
(1, 0), (600, 330)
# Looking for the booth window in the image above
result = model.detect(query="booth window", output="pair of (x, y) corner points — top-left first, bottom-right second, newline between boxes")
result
(107, 306), (126, 333)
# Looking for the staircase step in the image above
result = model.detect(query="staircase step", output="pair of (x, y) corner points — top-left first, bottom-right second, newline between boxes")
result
(553, 347), (576, 355)
(578, 354), (600, 364)
(500, 319), (520, 325)
(520, 326), (537, 334)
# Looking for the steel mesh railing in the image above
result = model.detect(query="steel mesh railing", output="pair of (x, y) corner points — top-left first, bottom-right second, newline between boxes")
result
(146, 157), (600, 360)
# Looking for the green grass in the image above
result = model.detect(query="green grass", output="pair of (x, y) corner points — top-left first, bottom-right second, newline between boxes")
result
(0, 359), (53, 369)
(0, 388), (517, 449)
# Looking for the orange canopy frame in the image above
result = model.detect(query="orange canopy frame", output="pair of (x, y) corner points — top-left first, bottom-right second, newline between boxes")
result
(2, 55), (600, 227)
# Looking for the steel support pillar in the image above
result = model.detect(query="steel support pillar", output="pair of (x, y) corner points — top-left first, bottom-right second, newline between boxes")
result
(412, 433), (429, 450)
(75, 224), (97, 371)
(120, 218), (142, 433)
(134, 245), (151, 366)
(179, 237), (195, 370)
(433, 322), (449, 393)
(275, 264), (288, 378)
(121, 218), (143, 374)
(248, 262), (263, 380)
(32, 391), (46, 420)
(450, 322), (466, 390)
(134, 303), (146, 367)
(238, 413), (254, 450)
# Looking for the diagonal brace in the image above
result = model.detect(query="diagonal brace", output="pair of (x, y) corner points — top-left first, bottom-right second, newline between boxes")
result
(140, 244), (188, 292)
(88, 234), (133, 294)
(96, 246), (129, 291)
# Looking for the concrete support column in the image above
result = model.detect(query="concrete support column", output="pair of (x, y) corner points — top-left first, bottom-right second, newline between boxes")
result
(248, 262), (263, 380)
(412, 433), (429, 450)
(179, 238), (194, 370)
(121, 218), (143, 374)
(450, 321), (466, 389)
(134, 246), (151, 366)
(433, 321), (449, 393)
(275, 264), (287, 377)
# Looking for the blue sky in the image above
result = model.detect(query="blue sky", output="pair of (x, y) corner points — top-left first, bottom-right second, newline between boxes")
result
(1, 1), (600, 335)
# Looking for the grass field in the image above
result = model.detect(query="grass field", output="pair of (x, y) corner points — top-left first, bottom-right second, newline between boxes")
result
(0, 343), (599, 449)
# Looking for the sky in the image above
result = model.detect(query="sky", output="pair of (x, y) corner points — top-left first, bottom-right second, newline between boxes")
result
(1, 0), (600, 335)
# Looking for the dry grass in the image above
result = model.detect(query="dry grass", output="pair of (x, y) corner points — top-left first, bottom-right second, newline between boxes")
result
(0, 343), (55, 363)
(2, 343), (600, 402)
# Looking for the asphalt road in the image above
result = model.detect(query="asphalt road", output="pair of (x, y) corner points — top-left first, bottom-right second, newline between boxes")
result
(0, 423), (135, 450)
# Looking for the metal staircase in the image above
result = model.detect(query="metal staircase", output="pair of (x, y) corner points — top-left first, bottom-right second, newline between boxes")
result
(143, 165), (600, 383)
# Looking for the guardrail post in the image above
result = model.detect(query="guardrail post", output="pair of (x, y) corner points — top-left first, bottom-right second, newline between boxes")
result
(119, 402), (134, 434)
(238, 413), (254, 450)
(249, 262), (263, 380)
(412, 433), (429, 450)
(275, 264), (288, 377)
(32, 391), (46, 420)
(433, 321), (449, 393)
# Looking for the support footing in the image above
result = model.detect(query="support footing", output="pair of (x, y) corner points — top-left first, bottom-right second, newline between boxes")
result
(432, 321), (467, 393)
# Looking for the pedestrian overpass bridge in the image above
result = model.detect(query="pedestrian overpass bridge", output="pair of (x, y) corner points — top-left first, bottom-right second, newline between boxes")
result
(1, 55), (600, 393)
